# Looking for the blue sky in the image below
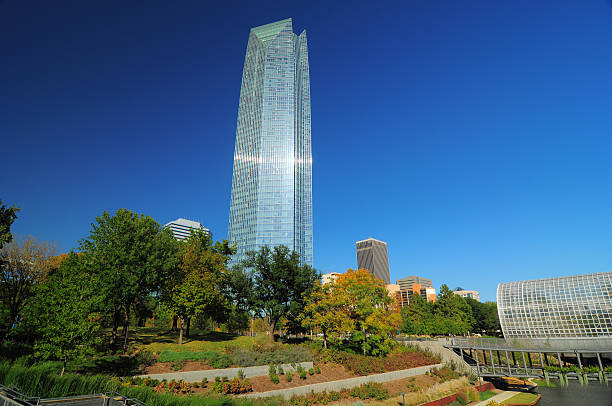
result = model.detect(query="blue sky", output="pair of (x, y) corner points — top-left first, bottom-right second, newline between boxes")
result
(2, 1), (612, 301)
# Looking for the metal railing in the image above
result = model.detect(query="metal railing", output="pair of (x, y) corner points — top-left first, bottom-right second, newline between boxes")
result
(444, 336), (612, 352)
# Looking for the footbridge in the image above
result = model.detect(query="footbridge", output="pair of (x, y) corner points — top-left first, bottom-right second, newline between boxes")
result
(0, 385), (148, 406)
(443, 337), (612, 382)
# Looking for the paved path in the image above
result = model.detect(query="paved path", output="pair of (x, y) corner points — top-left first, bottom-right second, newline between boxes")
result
(472, 390), (519, 406)
(242, 363), (444, 399)
(136, 361), (313, 383)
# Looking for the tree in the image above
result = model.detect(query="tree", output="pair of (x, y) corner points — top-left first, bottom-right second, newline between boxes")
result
(400, 293), (434, 335)
(0, 236), (56, 337)
(466, 298), (500, 334)
(0, 199), (19, 249)
(33, 252), (103, 375)
(434, 284), (474, 335)
(301, 281), (354, 348)
(243, 245), (318, 334)
(164, 230), (232, 344)
(245, 245), (318, 337)
(79, 209), (177, 352)
(335, 269), (400, 356)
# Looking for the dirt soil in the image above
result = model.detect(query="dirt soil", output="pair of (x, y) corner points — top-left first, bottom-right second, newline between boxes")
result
(380, 374), (438, 395)
(249, 363), (358, 392)
(145, 361), (214, 374)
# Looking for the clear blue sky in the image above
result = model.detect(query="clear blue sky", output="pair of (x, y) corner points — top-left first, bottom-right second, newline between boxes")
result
(2, 1), (612, 302)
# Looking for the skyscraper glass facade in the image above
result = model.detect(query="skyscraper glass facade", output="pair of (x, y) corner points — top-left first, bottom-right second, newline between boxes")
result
(497, 272), (612, 340)
(228, 18), (312, 267)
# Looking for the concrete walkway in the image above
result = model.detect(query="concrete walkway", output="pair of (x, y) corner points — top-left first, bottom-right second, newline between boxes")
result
(472, 390), (519, 406)
(242, 363), (444, 399)
(137, 361), (313, 383)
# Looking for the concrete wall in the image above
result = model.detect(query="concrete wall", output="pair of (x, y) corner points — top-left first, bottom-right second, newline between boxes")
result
(138, 361), (313, 383)
(242, 363), (444, 399)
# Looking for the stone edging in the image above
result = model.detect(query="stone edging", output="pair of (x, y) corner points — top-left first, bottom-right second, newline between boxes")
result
(137, 361), (314, 383)
(242, 363), (445, 399)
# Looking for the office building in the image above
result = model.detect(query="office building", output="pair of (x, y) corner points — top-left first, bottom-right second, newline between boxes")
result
(356, 238), (390, 284)
(497, 272), (612, 349)
(164, 218), (210, 241)
(454, 289), (480, 302)
(396, 276), (433, 291)
(228, 18), (313, 267)
(321, 272), (341, 285)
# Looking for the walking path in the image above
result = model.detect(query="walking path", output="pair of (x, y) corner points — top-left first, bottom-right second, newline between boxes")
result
(137, 362), (314, 383)
(242, 363), (444, 399)
(472, 390), (519, 406)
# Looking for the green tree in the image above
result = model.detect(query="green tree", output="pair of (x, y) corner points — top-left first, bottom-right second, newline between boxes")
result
(0, 236), (56, 337)
(301, 280), (354, 348)
(400, 293), (434, 335)
(164, 230), (232, 344)
(245, 245), (318, 336)
(0, 199), (19, 249)
(79, 209), (177, 351)
(33, 252), (103, 375)
(466, 298), (500, 334)
(432, 284), (474, 334)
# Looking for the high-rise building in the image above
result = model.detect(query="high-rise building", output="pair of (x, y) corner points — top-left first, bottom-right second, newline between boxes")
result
(228, 18), (313, 267)
(396, 276), (433, 291)
(356, 238), (390, 284)
(164, 218), (210, 241)
(454, 289), (480, 302)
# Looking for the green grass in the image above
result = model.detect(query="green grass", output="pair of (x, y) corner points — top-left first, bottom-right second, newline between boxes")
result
(479, 390), (495, 401)
(501, 392), (539, 405)
(532, 378), (556, 388)
(134, 328), (260, 354)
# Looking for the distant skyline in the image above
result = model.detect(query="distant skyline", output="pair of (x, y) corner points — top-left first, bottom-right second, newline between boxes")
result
(2, 1), (612, 301)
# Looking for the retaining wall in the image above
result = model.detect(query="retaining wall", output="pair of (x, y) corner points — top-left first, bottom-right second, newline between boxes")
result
(242, 363), (444, 399)
(137, 362), (313, 383)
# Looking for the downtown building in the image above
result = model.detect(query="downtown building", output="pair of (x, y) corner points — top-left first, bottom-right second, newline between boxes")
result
(164, 218), (210, 241)
(356, 238), (390, 284)
(228, 18), (313, 267)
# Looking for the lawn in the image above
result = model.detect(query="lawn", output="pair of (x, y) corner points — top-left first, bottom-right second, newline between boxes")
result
(501, 392), (540, 405)
(129, 327), (260, 354)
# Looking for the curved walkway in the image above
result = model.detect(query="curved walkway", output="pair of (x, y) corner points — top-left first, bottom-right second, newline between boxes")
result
(137, 362), (314, 383)
(241, 363), (444, 399)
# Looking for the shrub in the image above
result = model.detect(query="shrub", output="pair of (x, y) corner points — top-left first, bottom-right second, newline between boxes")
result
(349, 382), (388, 400)
(201, 377), (208, 387)
(153, 380), (192, 395)
(135, 350), (157, 367)
(314, 365), (321, 374)
(269, 365), (277, 375)
(299, 370), (307, 380)
(308, 368), (314, 376)
(237, 369), (245, 379)
(170, 361), (184, 371)
(270, 373), (279, 384)
(286, 371), (293, 382)
(209, 377), (252, 394)
(277, 366), (284, 375)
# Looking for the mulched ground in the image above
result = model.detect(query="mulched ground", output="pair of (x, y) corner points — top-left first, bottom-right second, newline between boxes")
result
(145, 361), (213, 374)
(248, 363), (359, 392)
(380, 373), (438, 395)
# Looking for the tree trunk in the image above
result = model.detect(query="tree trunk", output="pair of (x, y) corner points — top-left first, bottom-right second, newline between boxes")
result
(122, 311), (130, 354)
(179, 318), (184, 345)
(362, 326), (366, 356)
(251, 316), (254, 337)
(323, 332), (328, 349)
(111, 308), (121, 345)
(186, 317), (191, 338)
(61, 357), (66, 376)
(171, 315), (178, 332)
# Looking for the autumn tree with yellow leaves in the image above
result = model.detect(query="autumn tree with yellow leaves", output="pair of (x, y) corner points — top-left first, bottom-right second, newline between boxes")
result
(302, 268), (401, 356)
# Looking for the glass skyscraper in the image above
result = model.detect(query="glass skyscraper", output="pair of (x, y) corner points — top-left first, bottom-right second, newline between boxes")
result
(228, 18), (312, 267)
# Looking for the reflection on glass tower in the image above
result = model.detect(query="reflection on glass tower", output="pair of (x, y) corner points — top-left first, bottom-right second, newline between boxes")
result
(228, 18), (312, 267)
